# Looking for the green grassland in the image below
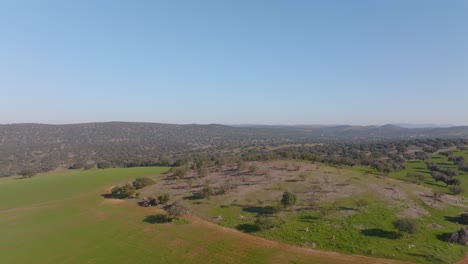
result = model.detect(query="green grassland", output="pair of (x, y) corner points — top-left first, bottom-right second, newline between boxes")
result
(0, 167), (361, 264)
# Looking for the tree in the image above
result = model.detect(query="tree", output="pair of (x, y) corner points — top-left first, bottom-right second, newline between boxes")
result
(157, 193), (170, 204)
(197, 167), (209, 178)
(19, 169), (36, 178)
(460, 213), (468, 225)
(450, 186), (465, 195)
(111, 184), (136, 199)
(445, 178), (461, 187)
(132, 177), (155, 189)
(393, 218), (418, 235)
(201, 185), (214, 199)
(97, 162), (111, 169)
(255, 216), (275, 230)
(167, 200), (190, 218)
(69, 161), (85, 169)
(280, 191), (297, 209)
(355, 198), (369, 209)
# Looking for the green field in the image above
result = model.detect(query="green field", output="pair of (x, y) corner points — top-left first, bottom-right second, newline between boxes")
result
(1, 167), (382, 264)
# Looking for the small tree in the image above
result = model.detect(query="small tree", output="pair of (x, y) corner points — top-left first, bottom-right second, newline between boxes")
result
(460, 213), (468, 225)
(355, 198), (369, 209)
(201, 185), (214, 199)
(281, 191), (297, 209)
(450, 186), (465, 195)
(132, 177), (155, 189)
(19, 169), (36, 178)
(197, 167), (209, 178)
(393, 218), (418, 236)
(255, 217), (275, 230)
(97, 162), (111, 169)
(248, 165), (258, 173)
(167, 201), (190, 219)
(157, 193), (170, 204)
(111, 184), (136, 199)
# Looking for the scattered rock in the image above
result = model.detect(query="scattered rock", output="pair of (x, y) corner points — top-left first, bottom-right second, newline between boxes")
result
(426, 223), (444, 229)
(448, 228), (468, 245)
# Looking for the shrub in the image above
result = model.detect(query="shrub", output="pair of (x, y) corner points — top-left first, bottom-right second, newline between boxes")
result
(157, 193), (170, 204)
(132, 177), (155, 189)
(393, 218), (418, 235)
(97, 162), (111, 169)
(450, 186), (465, 195)
(406, 172), (427, 182)
(281, 191), (297, 208)
(460, 213), (468, 225)
(255, 217), (275, 230)
(167, 201), (190, 218)
(201, 185), (214, 199)
(459, 163), (468, 172)
(111, 184), (136, 199)
(248, 165), (258, 173)
(19, 169), (36, 178)
(355, 198), (369, 208)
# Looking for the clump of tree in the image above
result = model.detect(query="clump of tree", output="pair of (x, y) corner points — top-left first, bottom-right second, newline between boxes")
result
(111, 184), (136, 199)
(393, 218), (418, 236)
(132, 177), (155, 189)
(431, 172), (460, 187)
(459, 163), (468, 172)
(280, 191), (297, 209)
(166, 200), (190, 219)
(449, 155), (465, 165)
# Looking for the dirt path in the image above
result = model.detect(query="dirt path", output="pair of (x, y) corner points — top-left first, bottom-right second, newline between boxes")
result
(186, 215), (416, 264)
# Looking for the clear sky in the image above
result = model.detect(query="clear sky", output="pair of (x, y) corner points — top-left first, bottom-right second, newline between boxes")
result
(1, 0), (467, 125)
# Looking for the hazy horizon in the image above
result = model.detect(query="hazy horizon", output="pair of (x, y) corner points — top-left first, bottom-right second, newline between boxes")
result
(2, 1), (467, 125)
(0, 120), (462, 128)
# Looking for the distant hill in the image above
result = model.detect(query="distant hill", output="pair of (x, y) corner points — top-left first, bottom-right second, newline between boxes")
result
(391, 123), (453, 129)
(1, 122), (468, 177)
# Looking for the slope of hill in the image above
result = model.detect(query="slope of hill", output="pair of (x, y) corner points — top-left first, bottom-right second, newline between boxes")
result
(1, 122), (468, 177)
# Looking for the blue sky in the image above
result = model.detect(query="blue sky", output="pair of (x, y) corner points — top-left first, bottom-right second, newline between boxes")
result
(1, 0), (467, 125)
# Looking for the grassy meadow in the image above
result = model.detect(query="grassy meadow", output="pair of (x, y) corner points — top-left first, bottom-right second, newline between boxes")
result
(1, 167), (381, 264)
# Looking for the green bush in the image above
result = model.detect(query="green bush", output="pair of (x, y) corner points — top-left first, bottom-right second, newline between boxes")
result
(393, 218), (418, 235)
(111, 184), (136, 199)
(132, 177), (155, 189)
(255, 216), (275, 230)
(450, 186), (465, 195)
(157, 193), (170, 204)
